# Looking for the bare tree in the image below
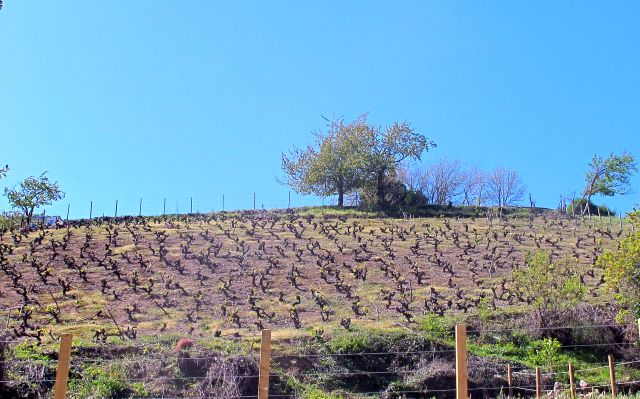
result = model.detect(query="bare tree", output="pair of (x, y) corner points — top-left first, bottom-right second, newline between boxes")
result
(485, 167), (526, 208)
(461, 165), (486, 206)
(397, 162), (426, 192)
(421, 159), (464, 205)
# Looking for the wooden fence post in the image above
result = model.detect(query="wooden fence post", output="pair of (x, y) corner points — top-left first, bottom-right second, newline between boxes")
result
(569, 362), (576, 399)
(609, 354), (616, 398)
(535, 367), (541, 399)
(507, 364), (513, 397)
(53, 333), (73, 399)
(455, 324), (468, 399)
(258, 329), (272, 399)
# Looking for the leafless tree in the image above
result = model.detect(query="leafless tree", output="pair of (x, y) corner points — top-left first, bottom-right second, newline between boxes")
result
(461, 165), (486, 206)
(422, 159), (465, 205)
(397, 162), (425, 192)
(485, 167), (526, 208)
(399, 159), (468, 205)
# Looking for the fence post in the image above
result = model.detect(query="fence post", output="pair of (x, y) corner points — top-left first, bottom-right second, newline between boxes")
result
(163, 198), (166, 215)
(455, 323), (467, 399)
(598, 206), (601, 223)
(609, 354), (616, 398)
(53, 333), (73, 399)
(507, 364), (512, 397)
(535, 367), (541, 399)
(114, 200), (118, 218)
(139, 198), (142, 216)
(569, 362), (576, 399)
(190, 197), (193, 214)
(288, 191), (291, 209)
(89, 201), (93, 220)
(258, 329), (272, 399)
(66, 204), (70, 223)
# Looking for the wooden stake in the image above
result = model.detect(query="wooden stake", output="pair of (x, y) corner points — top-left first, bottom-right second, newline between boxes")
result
(114, 200), (118, 218)
(569, 362), (576, 399)
(254, 193), (256, 210)
(139, 198), (142, 216)
(609, 354), (616, 398)
(507, 364), (513, 397)
(53, 333), (73, 399)
(163, 198), (166, 215)
(535, 367), (541, 399)
(455, 324), (468, 399)
(190, 197), (193, 214)
(89, 201), (93, 220)
(258, 329), (272, 399)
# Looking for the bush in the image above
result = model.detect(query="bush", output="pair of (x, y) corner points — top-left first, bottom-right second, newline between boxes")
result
(600, 210), (640, 319)
(512, 251), (585, 331)
(68, 365), (136, 399)
(0, 211), (19, 231)
(526, 338), (562, 368)
(356, 177), (428, 210)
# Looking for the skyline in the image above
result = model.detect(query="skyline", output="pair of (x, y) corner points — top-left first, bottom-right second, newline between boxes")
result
(1, 1), (638, 218)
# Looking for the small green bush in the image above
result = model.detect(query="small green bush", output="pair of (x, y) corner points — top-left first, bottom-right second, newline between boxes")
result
(68, 364), (143, 399)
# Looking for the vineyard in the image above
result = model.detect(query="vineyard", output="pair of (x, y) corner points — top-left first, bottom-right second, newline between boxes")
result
(0, 207), (639, 398)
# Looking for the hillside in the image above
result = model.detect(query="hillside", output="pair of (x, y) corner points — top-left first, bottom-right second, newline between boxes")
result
(0, 208), (626, 340)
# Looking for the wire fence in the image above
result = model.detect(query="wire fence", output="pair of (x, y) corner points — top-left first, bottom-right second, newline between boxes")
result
(1, 323), (640, 398)
(4, 189), (634, 225)
(18, 192), (336, 222)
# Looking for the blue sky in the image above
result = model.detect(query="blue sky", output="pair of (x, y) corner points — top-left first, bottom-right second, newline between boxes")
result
(0, 1), (638, 218)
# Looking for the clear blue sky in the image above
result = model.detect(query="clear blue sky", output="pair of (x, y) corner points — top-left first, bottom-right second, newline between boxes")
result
(1, 1), (638, 218)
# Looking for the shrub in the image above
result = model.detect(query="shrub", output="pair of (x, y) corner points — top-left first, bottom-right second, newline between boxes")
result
(68, 364), (135, 399)
(512, 251), (585, 331)
(600, 210), (640, 319)
(526, 338), (562, 368)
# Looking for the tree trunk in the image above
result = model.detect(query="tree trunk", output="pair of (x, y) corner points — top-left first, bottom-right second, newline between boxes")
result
(27, 207), (34, 227)
(337, 177), (344, 208)
(377, 169), (386, 208)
